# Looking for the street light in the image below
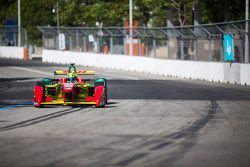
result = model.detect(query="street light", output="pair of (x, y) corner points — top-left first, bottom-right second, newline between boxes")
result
(53, 2), (60, 49)
(18, 0), (21, 46)
(129, 0), (133, 56)
(245, 0), (249, 63)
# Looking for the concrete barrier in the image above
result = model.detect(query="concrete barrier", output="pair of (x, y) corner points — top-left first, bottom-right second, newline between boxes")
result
(0, 46), (25, 59)
(43, 49), (250, 85)
(209, 62), (224, 82)
(223, 63), (241, 84)
(241, 64), (250, 85)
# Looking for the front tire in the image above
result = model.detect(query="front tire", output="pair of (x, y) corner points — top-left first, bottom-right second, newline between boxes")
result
(95, 78), (108, 104)
(34, 81), (44, 108)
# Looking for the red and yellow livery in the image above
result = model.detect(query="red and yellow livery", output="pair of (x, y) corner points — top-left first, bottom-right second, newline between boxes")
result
(34, 64), (107, 108)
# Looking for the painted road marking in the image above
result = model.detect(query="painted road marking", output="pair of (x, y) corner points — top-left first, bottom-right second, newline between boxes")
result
(14, 78), (41, 82)
(97, 72), (139, 80)
(0, 101), (33, 111)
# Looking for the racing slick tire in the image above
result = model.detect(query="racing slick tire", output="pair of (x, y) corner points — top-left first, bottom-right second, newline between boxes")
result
(95, 78), (108, 104)
(34, 81), (44, 108)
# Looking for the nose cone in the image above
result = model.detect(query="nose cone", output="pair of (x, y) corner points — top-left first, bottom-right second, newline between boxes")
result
(63, 83), (74, 93)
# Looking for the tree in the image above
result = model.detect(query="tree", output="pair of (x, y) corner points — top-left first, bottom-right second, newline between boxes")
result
(198, 0), (245, 23)
(0, 0), (247, 46)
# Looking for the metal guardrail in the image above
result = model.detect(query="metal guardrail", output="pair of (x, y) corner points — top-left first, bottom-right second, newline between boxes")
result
(38, 20), (249, 63)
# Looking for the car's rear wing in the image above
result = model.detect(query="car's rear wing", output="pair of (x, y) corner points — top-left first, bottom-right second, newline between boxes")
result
(54, 70), (95, 75)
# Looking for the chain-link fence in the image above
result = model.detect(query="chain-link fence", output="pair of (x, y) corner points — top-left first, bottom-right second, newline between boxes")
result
(38, 20), (249, 63)
(0, 25), (27, 47)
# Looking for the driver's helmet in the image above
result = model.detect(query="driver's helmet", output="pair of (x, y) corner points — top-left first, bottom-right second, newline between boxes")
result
(67, 70), (77, 82)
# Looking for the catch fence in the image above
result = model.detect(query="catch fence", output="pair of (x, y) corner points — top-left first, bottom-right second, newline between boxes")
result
(37, 20), (249, 63)
(0, 25), (27, 47)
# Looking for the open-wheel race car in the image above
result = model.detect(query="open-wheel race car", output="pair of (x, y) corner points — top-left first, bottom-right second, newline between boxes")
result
(34, 64), (107, 108)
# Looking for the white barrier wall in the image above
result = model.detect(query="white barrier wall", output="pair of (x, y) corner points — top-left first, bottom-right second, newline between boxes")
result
(0, 46), (24, 59)
(223, 63), (241, 84)
(43, 49), (250, 85)
(241, 64), (250, 85)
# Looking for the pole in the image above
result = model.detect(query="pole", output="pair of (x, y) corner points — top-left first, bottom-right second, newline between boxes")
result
(208, 39), (212, 61)
(57, 2), (59, 34)
(18, 0), (21, 46)
(123, 17), (126, 55)
(181, 39), (184, 60)
(129, 0), (133, 56)
(57, 2), (60, 49)
(245, 0), (249, 63)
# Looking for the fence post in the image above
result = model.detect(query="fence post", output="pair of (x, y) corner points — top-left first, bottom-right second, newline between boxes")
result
(83, 36), (86, 52)
(208, 38), (212, 61)
(45, 35), (47, 49)
(69, 36), (72, 50)
(153, 38), (156, 58)
(240, 37), (244, 63)
(96, 36), (100, 53)
(42, 34), (45, 49)
(138, 38), (141, 56)
(180, 39), (184, 60)
(76, 29), (79, 50)
(25, 29), (28, 47)
(110, 37), (113, 54)
(167, 39), (170, 59)
(220, 38), (224, 62)
(194, 39), (198, 60)
(53, 32), (56, 49)
(123, 37), (127, 55)
(13, 33), (17, 46)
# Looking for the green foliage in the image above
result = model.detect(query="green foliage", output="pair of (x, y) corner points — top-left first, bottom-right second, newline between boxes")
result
(0, 0), (246, 45)
(198, 0), (245, 23)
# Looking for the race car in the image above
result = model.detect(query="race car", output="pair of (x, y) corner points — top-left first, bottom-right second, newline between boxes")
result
(34, 63), (107, 108)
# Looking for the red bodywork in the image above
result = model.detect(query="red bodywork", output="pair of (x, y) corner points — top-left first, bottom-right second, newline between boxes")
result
(34, 85), (43, 107)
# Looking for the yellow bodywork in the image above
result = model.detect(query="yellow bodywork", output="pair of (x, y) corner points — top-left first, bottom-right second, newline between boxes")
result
(41, 101), (96, 105)
(42, 82), (96, 105)
(54, 70), (95, 75)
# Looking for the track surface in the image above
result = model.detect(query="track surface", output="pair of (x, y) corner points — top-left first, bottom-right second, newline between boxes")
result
(0, 58), (250, 167)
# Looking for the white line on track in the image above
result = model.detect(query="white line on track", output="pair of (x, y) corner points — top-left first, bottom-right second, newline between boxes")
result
(9, 66), (54, 76)
(96, 72), (139, 80)
(15, 78), (41, 82)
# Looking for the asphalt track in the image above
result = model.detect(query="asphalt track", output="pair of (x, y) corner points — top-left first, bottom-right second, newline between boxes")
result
(0, 58), (250, 167)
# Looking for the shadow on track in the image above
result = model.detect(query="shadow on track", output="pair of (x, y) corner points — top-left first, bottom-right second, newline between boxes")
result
(0, 106), (90, 131)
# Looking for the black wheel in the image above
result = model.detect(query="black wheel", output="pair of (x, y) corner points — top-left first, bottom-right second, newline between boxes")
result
(104, 81), (108, 104)
(98, 101), (106, 108)
(95, 78), (108, 104)
(34, 81), (45, 108)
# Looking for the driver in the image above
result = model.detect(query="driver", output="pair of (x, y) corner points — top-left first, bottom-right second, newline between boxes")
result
(67, 70), (77, 82)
